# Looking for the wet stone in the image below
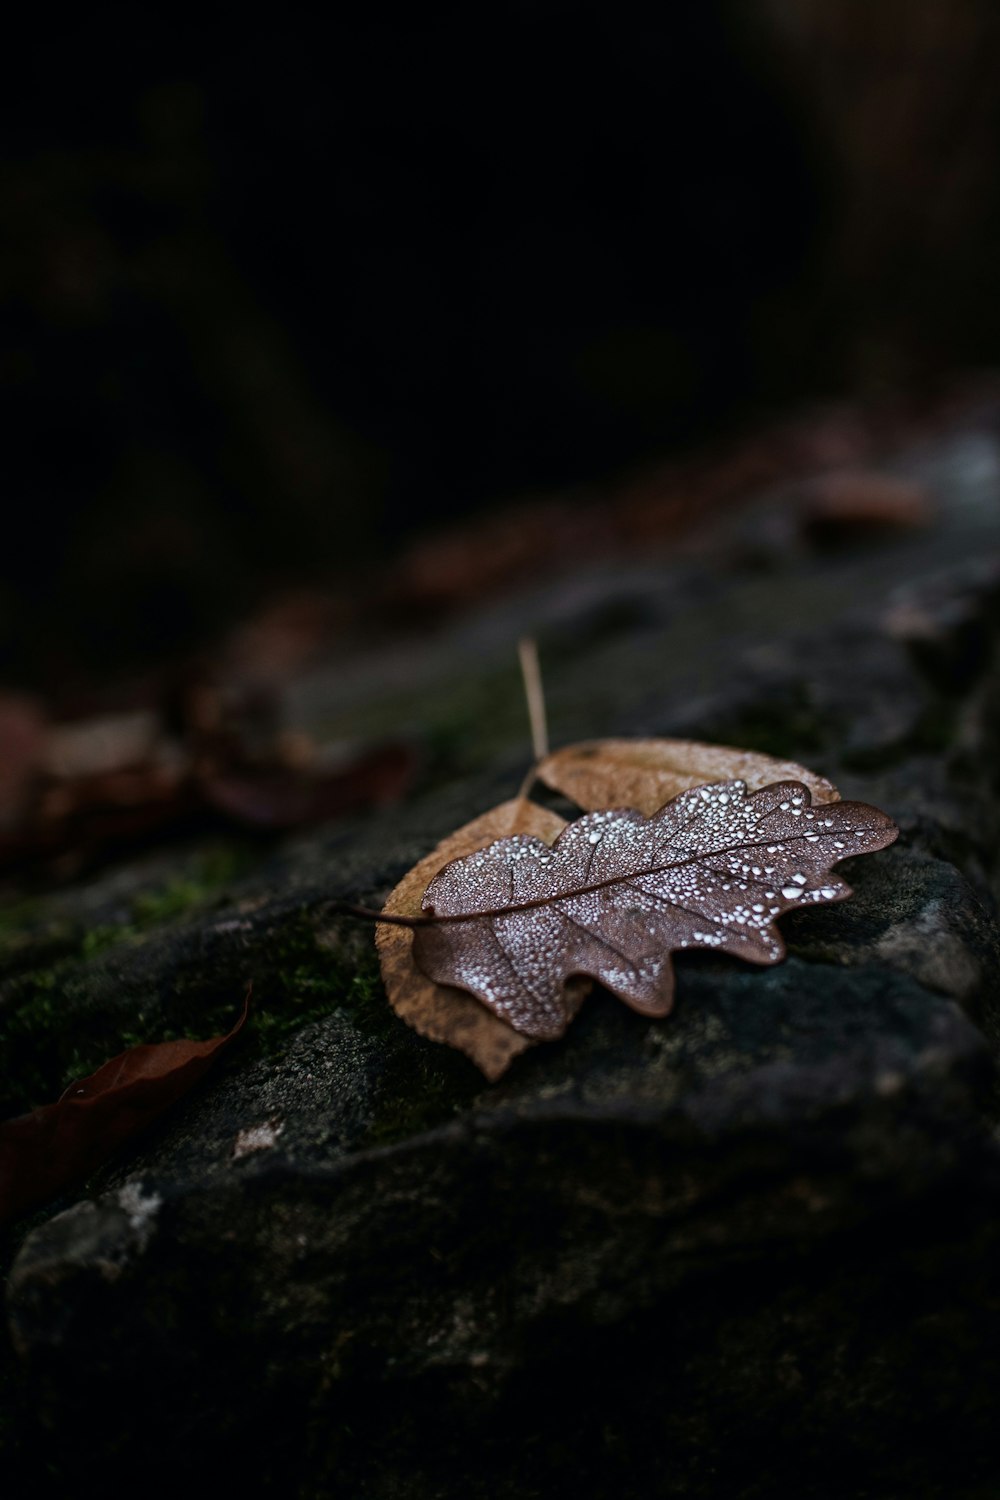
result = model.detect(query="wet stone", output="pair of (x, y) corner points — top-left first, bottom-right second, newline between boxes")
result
(5, 416), (1000, 1498)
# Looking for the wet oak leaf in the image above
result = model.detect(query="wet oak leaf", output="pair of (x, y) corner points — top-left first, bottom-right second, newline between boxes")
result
(412, 779), (897, 1042)
(0, 995), (248, 1228)
(377, 797), (590, 1080)
(535, 738), (839, 819)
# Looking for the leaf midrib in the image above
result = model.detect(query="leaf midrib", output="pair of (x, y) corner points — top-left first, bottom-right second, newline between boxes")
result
(423, 824), (881, 925)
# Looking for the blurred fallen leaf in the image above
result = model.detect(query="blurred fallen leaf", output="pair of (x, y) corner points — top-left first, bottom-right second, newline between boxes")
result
(798, 471), (932, 545)
(0, 694), (46, 831)
(202, 741), (415, 830)
(43, 709), (161, 780)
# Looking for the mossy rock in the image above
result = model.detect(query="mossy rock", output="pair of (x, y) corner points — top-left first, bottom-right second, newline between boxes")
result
(5, 422), (1000, 1497)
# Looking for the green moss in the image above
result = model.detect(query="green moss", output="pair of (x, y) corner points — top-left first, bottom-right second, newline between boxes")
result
(0, 862), (476, 1149)
(250, 954), (384, 1058)
(0, 970), (107, 1116)
(0, 850), (267, 1112)
(0, 898), (79, 975)
(0, 844), (254, 983)
(248, 914), (480, 1144)
(126, 907), (395, 1069)
(0, 896), (43, 945)
(81, 923), (139, 958)
(131, 848), (249, 927)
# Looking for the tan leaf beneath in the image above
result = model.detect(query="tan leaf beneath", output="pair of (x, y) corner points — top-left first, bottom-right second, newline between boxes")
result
(377, 797), (588, 1079)
(535, 738), (839, 818)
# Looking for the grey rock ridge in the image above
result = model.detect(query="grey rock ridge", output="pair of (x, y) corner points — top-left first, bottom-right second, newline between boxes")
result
(5, 408), (1000, 1496)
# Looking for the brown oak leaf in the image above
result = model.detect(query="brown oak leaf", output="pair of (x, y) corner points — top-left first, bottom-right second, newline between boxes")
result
(535, 738), (839, 818)
(412, 779), (897, 1042)
(376, 797), (589, 1080)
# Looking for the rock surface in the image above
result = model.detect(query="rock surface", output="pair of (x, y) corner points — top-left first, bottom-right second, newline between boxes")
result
(5, 406), (1000, 1496)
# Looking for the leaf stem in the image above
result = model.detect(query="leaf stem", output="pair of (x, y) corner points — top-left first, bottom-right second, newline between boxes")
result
(330, 900), (430, 928)
(518, 636), (549, 761)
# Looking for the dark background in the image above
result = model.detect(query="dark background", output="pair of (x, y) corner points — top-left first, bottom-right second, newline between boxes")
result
(4, 0), (1000, 687)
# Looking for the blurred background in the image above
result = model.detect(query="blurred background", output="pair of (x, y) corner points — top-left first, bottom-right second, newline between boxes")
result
(2, 0), (1000, 870)
(5, 0), (999, 683)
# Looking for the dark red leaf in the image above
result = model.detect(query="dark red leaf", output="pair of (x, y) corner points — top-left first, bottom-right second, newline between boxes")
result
(0, 995), (248, 1228)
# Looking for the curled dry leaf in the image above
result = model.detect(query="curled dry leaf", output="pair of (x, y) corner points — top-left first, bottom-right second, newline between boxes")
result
(377, 797), (590, 1080)
(798, 471), (932, 544)
(0, 995), (249, 1228)
(413, 780), (897, 1042)
(535, 738), (839, 818)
